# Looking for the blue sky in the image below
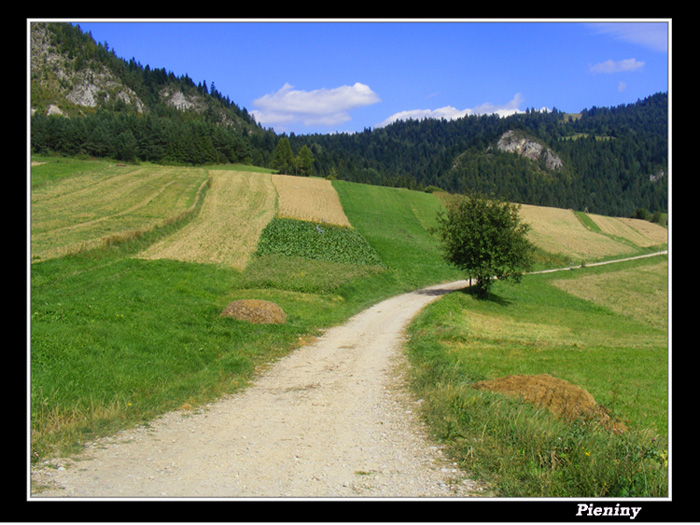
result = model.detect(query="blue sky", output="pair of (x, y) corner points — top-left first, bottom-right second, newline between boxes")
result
(68, 19), (669, 135)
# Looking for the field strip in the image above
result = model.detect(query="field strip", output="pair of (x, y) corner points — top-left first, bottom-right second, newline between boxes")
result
(31, 167), (208, 261)
(519, 204), (641, 260)
(551, 258), (668, 330)
(587, 213), (668, 247)
(272, 174), (352, 227)
(32, 167), (172, 215)
(138, 171), (277, 270)
(44, 179), (179, 235)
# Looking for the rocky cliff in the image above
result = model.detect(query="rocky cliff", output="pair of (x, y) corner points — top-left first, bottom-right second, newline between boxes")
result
(30, 22), (229, 121)
(31, 23), (142, 115)
(496, 129), (563, 171)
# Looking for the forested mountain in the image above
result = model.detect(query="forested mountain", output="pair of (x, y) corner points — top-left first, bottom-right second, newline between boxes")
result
(291, 93), (668, 216)
(30, 22), (280, 167)
(30, 22), (668, 217)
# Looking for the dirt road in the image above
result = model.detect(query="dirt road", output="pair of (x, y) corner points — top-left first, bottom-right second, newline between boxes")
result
(31, 280), (485, 499)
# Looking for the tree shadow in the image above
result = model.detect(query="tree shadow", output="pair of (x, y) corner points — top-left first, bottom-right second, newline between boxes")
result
(458, 285), (511, 306)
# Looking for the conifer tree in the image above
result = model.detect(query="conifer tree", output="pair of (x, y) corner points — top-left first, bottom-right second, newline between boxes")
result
(295, 145), (314, 176)
(272, 137), (295, 174)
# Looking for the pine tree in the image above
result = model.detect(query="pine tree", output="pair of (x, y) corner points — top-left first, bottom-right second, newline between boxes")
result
(272, 137), (295, 174)
(295, 145), (314, 176)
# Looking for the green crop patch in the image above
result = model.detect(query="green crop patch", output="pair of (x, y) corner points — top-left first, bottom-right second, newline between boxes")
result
(255, 218), (383, 267)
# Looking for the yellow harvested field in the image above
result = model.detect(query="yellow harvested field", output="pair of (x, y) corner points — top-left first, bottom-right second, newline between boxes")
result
(138, 171), (277, 271)
(588, 213), (668, 247)
(519, 204), (634, 260)
(31, 165), (209, 261)
(272, 174), (352, 227)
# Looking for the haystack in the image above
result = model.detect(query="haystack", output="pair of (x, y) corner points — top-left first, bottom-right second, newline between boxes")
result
(220, 299), (287, 324)
(472, 373), (624, 430)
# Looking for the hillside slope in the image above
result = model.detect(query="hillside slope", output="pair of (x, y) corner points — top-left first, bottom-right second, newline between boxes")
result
(32, 278), (483, 498)
(31, 159), (667, 267)
(30, 158), (667, 479)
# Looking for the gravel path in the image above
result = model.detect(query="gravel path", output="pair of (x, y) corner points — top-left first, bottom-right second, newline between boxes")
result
(31, 280), (486, 499)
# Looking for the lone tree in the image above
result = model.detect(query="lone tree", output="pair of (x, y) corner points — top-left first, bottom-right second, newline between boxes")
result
(434, 192), (534, 297)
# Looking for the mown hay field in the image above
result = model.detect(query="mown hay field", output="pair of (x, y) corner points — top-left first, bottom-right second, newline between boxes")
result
(587, 213), (668, 247)
(519, 204), (648, 261)
(272, 174), (352, 227)
(434, 193), (666, 262)
(31, 164), (209, 261)
(138, 170), (277, 271)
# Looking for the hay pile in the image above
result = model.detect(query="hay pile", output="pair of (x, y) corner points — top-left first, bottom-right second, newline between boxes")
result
(472, 373), (624, 430)
(220, 299), (287, 324)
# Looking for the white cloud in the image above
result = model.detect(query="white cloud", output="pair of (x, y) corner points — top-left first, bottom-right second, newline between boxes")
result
(376, 106), (471, 128)
(588, 22), (668, 53)
(251, 82), (380, 131)
(589, 58), (645, 74)
(376, 93), (536, 128)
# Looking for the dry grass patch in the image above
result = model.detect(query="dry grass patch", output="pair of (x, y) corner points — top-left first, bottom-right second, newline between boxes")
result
(31, 165), (209, 261)
(519, 204), (633, 260)
(220, 299), (287, 324)
(138, 171), (277, 270)
(472, 373), (625, 430)
(588, 214), (667, 247)
(272, 174), (352, 227)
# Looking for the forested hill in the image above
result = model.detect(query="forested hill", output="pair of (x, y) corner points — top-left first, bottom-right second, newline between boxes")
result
(30, 22), (668, 217)
(290, 93), (668, 217)
(30, 22), (280, 167)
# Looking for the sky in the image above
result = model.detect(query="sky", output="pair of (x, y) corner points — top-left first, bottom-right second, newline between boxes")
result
(60, 19), (669, 135)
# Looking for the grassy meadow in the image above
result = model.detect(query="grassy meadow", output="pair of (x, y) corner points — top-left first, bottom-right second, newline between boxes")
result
(29, 158), (460, 461)
(405, 256), (668, 497)
(29, 157), (668, 497)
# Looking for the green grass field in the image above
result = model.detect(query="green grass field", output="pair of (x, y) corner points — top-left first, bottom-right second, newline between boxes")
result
(405, 255), (668, 497)
(332, 181), (464, 289)
(30, 158), (668, 497)
(29, 159), (461, 460)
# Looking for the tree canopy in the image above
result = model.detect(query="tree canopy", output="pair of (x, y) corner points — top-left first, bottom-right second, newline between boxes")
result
(434, 192), (535, 297)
